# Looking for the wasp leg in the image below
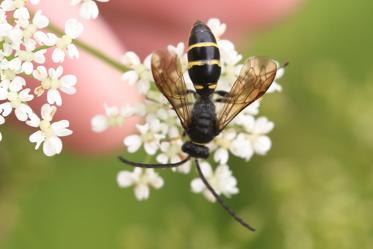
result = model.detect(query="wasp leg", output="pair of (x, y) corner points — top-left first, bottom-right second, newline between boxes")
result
(213, 90), (231, 103)
(214, 90), (229, 98)
(186, 89), (197, 98)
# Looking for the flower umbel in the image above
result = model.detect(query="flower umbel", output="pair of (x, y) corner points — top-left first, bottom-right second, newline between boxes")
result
(91, 18), (286, 201)
(0, 0), (97, 156)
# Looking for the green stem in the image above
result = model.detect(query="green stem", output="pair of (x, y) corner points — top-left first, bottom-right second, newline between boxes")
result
(47, 23), (129, 73)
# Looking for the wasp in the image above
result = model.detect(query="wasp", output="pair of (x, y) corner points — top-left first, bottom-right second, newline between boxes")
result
(119, 20), (287, 231)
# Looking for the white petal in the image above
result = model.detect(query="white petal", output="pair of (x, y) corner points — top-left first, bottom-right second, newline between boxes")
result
(67, 44), (79, 59)
(253, 117), (274, 134)
(22, 62), (33, 75)
(144, 141), (158, 155)
(156, 153), (168, 164)
(267, 81), (282, 93)
(33, 10), (49, 28)
(29, 130), (44, 150)
(0, 115), (5, 125)
(26, 112), (41, 127)
(191, 178), (205, 193)
(124, 135), (142, 153)
(148, 171), (164, 189)
(231, 134), (254, 160)
(19, 88), (34, 102)
(41, 104), (55, 121)
(0, 103), (12, 117)
(60, 75), (77, 94)
(33, 66), (48, 80)
(120, 52), (140, 68)
(117, 171), (134, 187)
(9, 77), (25, 92)
(136, 123), (149, 134)
(80, 1), (99, 19)
(43, 136), (63, 157)
(15, 104), (32, 121)
(14, 7), (30, 21)
(213, 148), (229, 164)
(52, 48), (65, 63)
(0, 88), (8, 100)
(52, 121), (72, 137)
(203, 190), (216, 202)
(199, 161), (213, 177)
(47, 89), (62, 106)
(91, 115), (108, 133)
(253, 136), (271, 155)
(65, 19), (84, 39)
(134, 184), (150, 201)
(121, 71), (138, 85)
(34, 50), (47, 64)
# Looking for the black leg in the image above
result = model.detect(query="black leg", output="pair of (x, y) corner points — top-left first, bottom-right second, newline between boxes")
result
(195, 159), (256, 232)
(214, 90), (229, 98)
(186, 89), (197, 97)
(118, 156), (190, 169)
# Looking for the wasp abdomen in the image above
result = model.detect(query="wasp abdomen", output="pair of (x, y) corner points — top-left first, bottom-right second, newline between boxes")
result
(187, 21), (221, 95)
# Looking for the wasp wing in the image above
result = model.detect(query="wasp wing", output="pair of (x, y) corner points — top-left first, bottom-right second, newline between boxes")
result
(216, 56), (277, 131)
(151, 50), (193, 130)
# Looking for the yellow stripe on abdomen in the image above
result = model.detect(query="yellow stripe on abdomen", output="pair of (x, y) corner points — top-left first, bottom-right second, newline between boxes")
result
(188, 59), (221, 69)
(188, 42), (218, 51)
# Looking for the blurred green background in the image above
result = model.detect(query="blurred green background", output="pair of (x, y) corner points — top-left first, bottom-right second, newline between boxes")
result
(1, 0), (372, 248)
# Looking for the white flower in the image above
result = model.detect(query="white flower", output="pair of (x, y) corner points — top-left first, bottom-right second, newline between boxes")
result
(71, 0), (109, 19)
(211, 129), (236, 164)
(27, 104), (72, 157)
(207, 18), (226, 39)
(117, 168), (164, 201)
(14, 41), (47, 74)
(123, 119), (166, 155)
(191, 162), (238, 202)
(231, 116), (274, 160)
(91, 104), (125, 132)
(1, 58), (24, 88)
(15, 9), (49, 43)
(50, 19), (83, 63)
(33, 66), (77, 106)
(0, 79), (33, 121)
(121, 52), (153, 94)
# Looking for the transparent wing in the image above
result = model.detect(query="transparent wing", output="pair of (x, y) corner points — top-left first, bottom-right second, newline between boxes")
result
(217, 56), (277, 131)
(151, 50), (194, 130)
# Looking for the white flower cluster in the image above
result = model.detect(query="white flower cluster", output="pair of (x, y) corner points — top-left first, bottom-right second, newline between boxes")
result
(91, 18), (285, 201)
(0, 1), (84, 156)
(71, 0), (110, 20)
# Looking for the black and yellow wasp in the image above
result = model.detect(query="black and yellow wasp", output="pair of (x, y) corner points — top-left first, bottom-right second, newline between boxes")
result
(119, 20), (286, 231)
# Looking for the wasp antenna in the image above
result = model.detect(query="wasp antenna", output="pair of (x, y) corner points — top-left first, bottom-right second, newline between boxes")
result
(195, 159), (256, 232)
(118, 156), (190, 169)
